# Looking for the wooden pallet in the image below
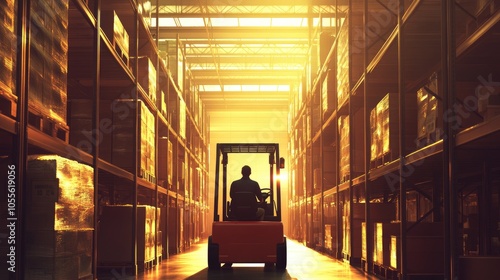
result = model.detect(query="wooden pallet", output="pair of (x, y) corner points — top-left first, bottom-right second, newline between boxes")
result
(28, 108), (69, 143)
(373, 263), (401, 280)
(113, 39), (129, 68)
(370, 153), (392, 169)
(138, 259), (155, 271)
(0, 89), (17, 118)
(97, 258), (156, 274)
(140, 169), (157, 184)
(154, 255), (162, 265)
(361, 258), (372, 273)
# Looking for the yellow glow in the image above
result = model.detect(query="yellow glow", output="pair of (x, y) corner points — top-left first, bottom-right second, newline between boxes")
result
(275, 170), (288, 182)
(153, 16), (332, 28)
(239, 18), (271, 27)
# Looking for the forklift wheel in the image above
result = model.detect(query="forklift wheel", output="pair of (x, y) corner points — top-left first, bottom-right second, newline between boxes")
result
(208, 236), (220, 269)
(276, 237), (287, 270)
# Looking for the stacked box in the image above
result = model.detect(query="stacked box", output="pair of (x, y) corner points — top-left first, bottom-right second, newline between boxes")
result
(379, 222), (444, 274)
(101, 10), (129, 64)
(337, 21), (349, 108)
(29, 0), (69, 124)
(140, 103), (155, 182)
(157, 231), (163, 259)
(138, 57), (157, 103)
(167, 139), (173, 185)
(0, 0), (15, 33)
(322, 71), (336, 119)
(416, 72), (441, 147)
(98, 205), (157, 268)
(338, 114), (364, 183)
(361, 203), (396, 261)
(390, 235), (444, 274)
(370, 108), (379, 162)
(68, 99), (114, 160)
(313, 168), (321, 191)
(26, 155), (94, 229)
(179, 98), (186, 138)
(160, 90), (167, 118)
(138, 0), (152, 28)
(176, 45), (184, 91)
(370, 93), (399, 165)
(373, 222), (400, 266)
(325, 224), (333, 251)
(0, 0), (15, 97)
(338, 115), (350, 182)
(112, 100), (155, 182)
(336, 14), (364, 109)
(319, 31), (334, 69)
(68, 99), (93, 153)
(342, 203), (364, 258)
(26, 155), (94, 280)
(478, 84), (500, 121)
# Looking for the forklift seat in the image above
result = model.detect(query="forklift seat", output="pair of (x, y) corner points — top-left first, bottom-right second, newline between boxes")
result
(230, 192), (258, 221)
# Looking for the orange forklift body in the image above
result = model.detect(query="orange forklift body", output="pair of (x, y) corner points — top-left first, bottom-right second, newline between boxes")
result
(212, 221), (284, 263)
(208, 143), (287, 270)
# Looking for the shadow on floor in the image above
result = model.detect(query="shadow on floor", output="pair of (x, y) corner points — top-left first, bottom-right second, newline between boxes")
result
(185, 266), (295, 280)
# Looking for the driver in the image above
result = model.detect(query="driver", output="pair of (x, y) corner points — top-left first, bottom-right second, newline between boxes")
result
(230, 165), (265, 221)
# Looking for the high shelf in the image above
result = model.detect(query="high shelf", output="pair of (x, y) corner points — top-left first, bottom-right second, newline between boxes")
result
(0, 0), (210, 279)
(288, 1), (500, 279)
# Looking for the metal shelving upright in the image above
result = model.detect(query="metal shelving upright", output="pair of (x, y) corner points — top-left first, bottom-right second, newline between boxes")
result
(0, 0), (210, 279)
(288, 1), (500, 279)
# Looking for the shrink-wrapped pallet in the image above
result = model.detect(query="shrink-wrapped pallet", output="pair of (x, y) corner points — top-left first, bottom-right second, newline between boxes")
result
(338, 115), (350, 182)
(370, 93), (399, 166)
(101, 10), (129, 63)
(98, 205), (157, 268)
(28, 0), (69, 125)
(26, 154), (94, 279)
(0, 2), (15, 97)
(416, 72), (440, 147)
(112, 100), (156, 182)
(138, 57), (157, 103)
(336, 21), (349, 108)
(27, 155), (94, 208)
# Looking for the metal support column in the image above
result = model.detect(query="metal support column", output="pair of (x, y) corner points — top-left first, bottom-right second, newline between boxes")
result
(334, 0), (342, 260)
(154, 0), (161, 263)
(362, 0), (372, 272)
(92, 0), (102, 277)
(397, 0), (407, 278)
(132, 7), (140, 275)
(442, 0), (458, 279)
(15, 0), (30, 278)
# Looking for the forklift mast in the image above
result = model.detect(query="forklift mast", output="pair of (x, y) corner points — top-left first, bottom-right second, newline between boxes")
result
(213, 143), (284, 222)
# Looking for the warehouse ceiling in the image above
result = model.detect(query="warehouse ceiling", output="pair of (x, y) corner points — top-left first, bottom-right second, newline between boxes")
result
(152, 0), (346, 112)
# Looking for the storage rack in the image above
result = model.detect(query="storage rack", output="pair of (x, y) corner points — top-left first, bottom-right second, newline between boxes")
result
(288, 1), (500, 279)
(0, 0), (210, 279)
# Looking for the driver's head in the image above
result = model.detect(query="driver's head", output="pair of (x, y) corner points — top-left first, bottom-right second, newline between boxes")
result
(241, 165), (251, 177)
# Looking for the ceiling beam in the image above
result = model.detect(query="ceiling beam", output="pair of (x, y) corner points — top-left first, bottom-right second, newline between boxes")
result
(182, 39), (310, 45)
(158, 0), (347, 6)
(204, 102), (289, 112)
(157, 12), (340, 18)
(191, 69), (300, 76)
(200, 90), (289, 97)
(194, 76), (300, 85)
(156, 27), (313, 40)
(186, 56), (306, 64)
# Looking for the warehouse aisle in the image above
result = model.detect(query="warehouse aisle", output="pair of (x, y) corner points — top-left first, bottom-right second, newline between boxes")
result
(133, 239), (379, 280)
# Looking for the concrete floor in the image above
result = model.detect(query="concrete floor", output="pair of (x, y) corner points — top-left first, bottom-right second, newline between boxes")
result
(126, 239), (379, 280)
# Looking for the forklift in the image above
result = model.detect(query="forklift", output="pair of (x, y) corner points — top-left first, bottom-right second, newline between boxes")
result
(208, 143), (287, 270)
